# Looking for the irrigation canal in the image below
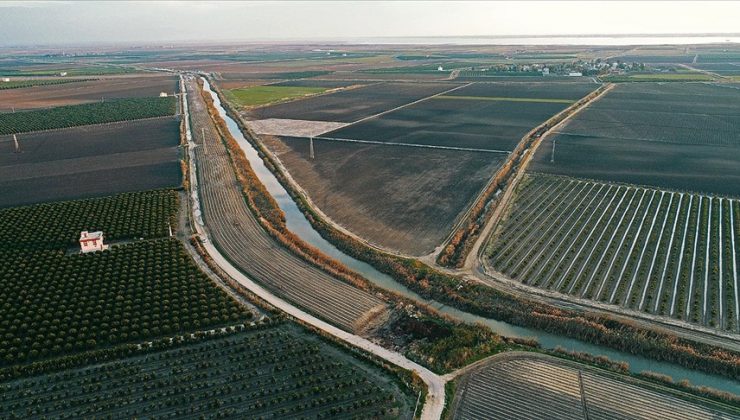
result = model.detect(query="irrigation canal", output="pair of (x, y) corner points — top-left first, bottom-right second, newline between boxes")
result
(201, 78), (739, 395)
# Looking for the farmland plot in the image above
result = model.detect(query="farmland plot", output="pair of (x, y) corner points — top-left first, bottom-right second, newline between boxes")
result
(0, 323), (414, 419)
(263, 136), (506, 255)
(0, 191), (250, 366)
(0, 96), (176, 135)
(530, 82), (740, 196)
(451, 353), (735, 420)
(486, 174), (740, 332)
(0, 118), (181, 207)
(0, 75), (178, 111)
(325, 81), (599, 151)
(248, 81), (456, 123)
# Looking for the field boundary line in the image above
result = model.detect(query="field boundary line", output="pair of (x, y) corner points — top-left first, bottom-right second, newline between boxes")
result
(311, 135), (511, 154)
(340, 82), (472, 128)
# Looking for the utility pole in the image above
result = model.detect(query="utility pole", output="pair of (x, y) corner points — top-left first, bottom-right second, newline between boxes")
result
(309, 137), (315, 159)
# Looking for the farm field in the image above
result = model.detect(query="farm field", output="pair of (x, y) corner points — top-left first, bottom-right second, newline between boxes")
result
(263, 136), (506, 255)
(0, 96), (176, 135)
(451, 353), (736, 420)
(530, 82), (740, 196)
(0, 78), (87, 90)
(188, 78), (387, 332)
(486, 174), (740, 332)
(0, 117), (181, 207)
(0, 190), (251, 367)
(0, 323), (414, 419)
(0, 75), (177, 111)
(247, 81), (456, 123)
(325, 82), (598, 152)
(224, 85), (328, 107)
(690, 63), (740, 76)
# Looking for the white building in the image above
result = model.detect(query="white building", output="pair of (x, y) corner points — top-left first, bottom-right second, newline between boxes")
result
(438, 66), (444, 71)
(159, 92), (168, 97)
(542, 68), (550, 75)
(2, 78), (10, 82)
(568, 72), (583, 77)
(80, 231), (109, 253)
(59, 72), (68, 77)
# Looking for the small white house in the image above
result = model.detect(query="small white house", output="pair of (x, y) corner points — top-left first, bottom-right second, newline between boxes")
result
(80, 231), (109, 253)
(159, 92), (168, 97)
(437, 66), (444, 71)
(59, 72), (68, 77)
(542, 68), (550, 75)
(2, 77), (10, 83)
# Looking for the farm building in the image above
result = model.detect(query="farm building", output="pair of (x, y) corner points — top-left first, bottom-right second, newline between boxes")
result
(159, 92), (168, 97)
(79, 230), (109, 253)
(2, 77), (10, 82)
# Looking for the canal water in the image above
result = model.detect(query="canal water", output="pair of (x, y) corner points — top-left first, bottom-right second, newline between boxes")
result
(201, 78), (739, 394)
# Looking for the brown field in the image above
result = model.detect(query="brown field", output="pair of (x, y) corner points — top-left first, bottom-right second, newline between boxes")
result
(452, 353), (736, 420)
(0, 74), (177, 111)
(0, 117), (181, 207)
(262, 136), (505, 256)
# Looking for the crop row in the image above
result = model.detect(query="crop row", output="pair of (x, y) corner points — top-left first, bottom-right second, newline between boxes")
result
(453, 356), (730, 420)
(0, 97), (176, 135)
(0, 325), (410, 419)
(487, 174), (739, 332)
(0, 190), (178, 251)
(0, 79), (89, 91)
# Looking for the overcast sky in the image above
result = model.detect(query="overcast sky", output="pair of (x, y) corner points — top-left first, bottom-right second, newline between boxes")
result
(1, 1), (739, 46)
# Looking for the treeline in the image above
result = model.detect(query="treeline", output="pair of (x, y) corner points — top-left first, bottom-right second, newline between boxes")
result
(206, 77), (740, 380)
(437, 84), (612, 268)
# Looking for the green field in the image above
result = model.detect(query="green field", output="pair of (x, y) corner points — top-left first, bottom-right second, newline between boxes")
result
(435, 95), (574, 104)
(0, 322), (415, 419)
(0, 191), (251, 367)
(225, 85), (328, 107)
(0, 97), (176, 134)
(0, 65), (136, 77)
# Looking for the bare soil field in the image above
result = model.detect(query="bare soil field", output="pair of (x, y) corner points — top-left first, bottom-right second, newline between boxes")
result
(531, 83), (740, 196)
(452, 353), (736, 420)
(270, 79), (368, 88)
(446, 81), (598, 100)
(262, 136), (506, 255)
(326, 94), (577, 151)
(0, 75), (177, 111)
(248, 82), (457, 122)
(0, 118), (180, 207)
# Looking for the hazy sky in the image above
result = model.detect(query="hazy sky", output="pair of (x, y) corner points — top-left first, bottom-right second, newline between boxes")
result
(1, 1), (739, 46)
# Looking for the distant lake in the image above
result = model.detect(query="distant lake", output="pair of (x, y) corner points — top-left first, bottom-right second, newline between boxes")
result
(354, 35), (740, 45)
